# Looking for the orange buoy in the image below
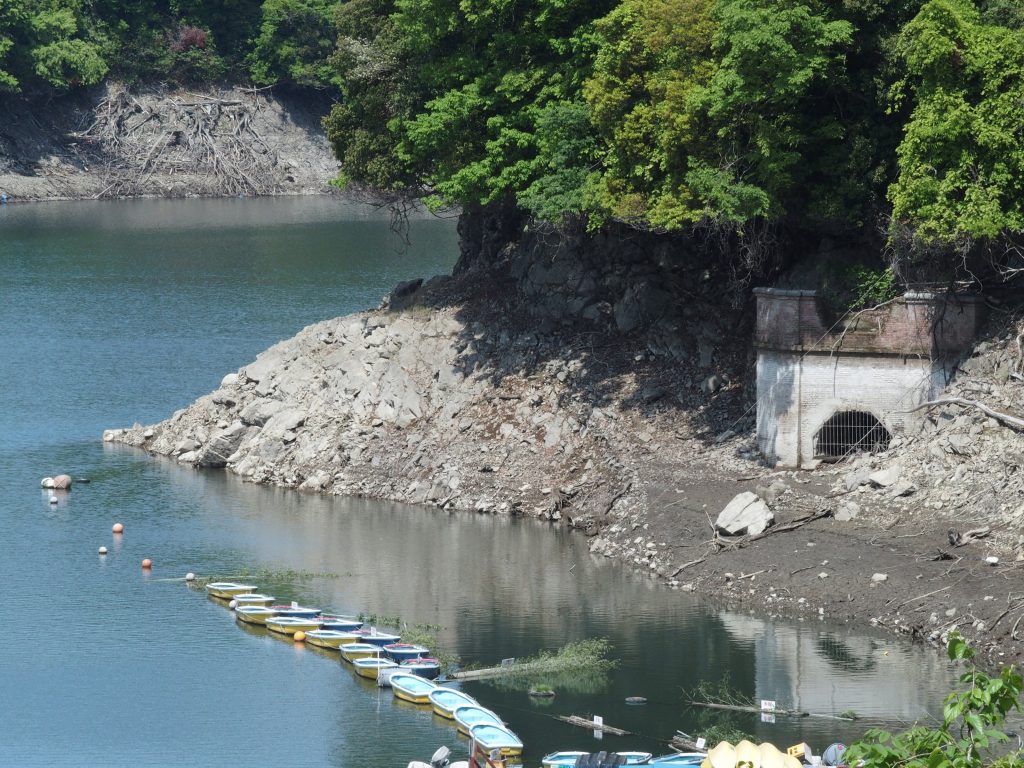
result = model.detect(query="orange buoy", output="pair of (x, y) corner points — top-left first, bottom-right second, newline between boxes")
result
(141, 558), (152, 569)
(112, 523), (124, 534)
(294, 631), (306, 643)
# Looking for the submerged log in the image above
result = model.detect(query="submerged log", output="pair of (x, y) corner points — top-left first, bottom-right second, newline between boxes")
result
(557, 715), (631, 736)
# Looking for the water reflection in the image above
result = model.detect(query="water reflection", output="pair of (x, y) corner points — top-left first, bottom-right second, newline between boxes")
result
(719, 613), (951, 726)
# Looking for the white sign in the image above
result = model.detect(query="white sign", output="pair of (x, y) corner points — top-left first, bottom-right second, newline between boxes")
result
(760, 699), (776, 712)
(501, 657), (515, 667)
(695, 738), (707, 750)
(593, 714), (603, 740)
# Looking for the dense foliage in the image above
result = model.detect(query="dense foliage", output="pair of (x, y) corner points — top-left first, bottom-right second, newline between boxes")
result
(322, 0), (1024, 281)
(0, 0), (343, 91)
(2, 0), (1022, 279)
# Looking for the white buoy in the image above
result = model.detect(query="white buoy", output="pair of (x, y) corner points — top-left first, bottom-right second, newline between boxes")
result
(99, 546), (108, 555)
(41, 477), (55, 488)
(48, 495), (58, 504)
(185, 572), (195, 582)
(229, 599), (238, 609)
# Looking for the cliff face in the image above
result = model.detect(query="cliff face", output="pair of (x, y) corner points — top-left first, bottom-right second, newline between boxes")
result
(0, 83), (339, 201)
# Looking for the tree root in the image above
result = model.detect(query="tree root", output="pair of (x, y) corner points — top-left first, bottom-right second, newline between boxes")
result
(72, 84), (283, 198)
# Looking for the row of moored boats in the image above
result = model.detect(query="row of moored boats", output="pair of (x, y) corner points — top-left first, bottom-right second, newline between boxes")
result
(206, 583), (829, 768)
(206, 582), (524, 761)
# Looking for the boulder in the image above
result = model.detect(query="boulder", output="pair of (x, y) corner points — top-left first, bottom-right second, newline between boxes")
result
(239, 398), (286, 427)
(716, 492), (774, 536)
(197, 422), (253, 468)
(868, 464), (901, 488)
(835, 501), (860, 522)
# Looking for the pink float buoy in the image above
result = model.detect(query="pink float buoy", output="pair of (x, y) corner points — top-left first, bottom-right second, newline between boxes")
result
(52, 475), (72, 489)
(112, 523), (124, 534)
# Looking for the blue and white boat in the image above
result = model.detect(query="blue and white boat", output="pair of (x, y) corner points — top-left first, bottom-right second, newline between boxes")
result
(453, 704), (503, 736)
(647, 753), (707, 765)
(390, 672), (439, 704)
(232, 593), (275, 607)
(469, 723), (523, 758)
(383, 643), (430, 662)
(304, 629), (359, 649)
(265, 616), (321, 635)
(428, 688), (477, 720)
(318, 616), (363, 632)
(269, 602), (320, 619)
(400, 657), (441, 680)
(541, 752), (653, 767)
(205, 582), (258, 599)
(354, 629), (401, 648)
(235, 605), (278, 625)
(340, 643), (383, 663)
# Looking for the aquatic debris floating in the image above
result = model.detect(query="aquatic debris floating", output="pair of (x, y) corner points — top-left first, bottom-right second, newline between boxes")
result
(187, 568), (341, 590)
(558, 715), (630, 736)
(451, 638), (616, 681)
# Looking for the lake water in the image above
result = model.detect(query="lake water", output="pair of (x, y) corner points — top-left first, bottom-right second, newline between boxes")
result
(0, 197), (956, 767)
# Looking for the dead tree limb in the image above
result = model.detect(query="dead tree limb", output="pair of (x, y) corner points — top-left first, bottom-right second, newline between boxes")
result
(903, 398), (1024, 432)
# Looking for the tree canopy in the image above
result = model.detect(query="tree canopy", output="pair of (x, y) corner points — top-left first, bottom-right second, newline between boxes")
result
(2, 0), (1022, 281)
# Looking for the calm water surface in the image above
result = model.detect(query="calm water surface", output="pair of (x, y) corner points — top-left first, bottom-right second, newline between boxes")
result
(0, 198), (955, 767)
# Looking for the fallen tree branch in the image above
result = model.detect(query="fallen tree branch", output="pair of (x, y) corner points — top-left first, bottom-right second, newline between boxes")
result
(671, 555), (708, 577)
(902, 398), (1024, 431)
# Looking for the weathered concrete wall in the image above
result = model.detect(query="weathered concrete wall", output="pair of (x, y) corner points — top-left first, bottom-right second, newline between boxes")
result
(757, 350), (951, 467)
(755, 289), (981, 467)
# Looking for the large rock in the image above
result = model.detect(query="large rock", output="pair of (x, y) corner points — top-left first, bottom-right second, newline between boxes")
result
(868, 464), (901, 488)
(716, 492), (774, 536)
(197, 421), (253, 468)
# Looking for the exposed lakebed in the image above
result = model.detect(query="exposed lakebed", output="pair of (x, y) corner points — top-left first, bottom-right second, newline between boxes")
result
(0, 197), (956, 767)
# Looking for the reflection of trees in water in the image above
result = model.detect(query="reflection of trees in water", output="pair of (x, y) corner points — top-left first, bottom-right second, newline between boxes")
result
(814, 635), (877, 674)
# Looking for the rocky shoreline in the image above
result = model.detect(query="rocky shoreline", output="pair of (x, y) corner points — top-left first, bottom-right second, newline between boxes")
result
(106, 219), (1024, 672)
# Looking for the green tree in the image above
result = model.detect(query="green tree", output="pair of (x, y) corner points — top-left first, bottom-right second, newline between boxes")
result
(249, 0), (340, 87)
(0, 0), (108, 91)
(582, 0), (716, 230)
(889, 0), (1024, 248)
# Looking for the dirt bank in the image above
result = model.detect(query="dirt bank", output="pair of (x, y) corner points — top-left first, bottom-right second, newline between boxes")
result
(106, 219), (1024, 670)
(0, 82), (339, 201)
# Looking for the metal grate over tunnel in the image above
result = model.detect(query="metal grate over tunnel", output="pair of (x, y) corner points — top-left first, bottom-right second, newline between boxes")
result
(814, 410), (891, 460)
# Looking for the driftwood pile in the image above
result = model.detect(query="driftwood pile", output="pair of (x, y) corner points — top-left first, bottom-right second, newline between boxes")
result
(75, 85), (282, 198)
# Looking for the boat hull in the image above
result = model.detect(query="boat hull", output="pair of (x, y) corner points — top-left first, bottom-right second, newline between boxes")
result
(305, 630), (355, 649)
(319, 617), (363, 632)
(265, 618), (321, 636)
(429, 689), (477, 720)
(232, 593), (274, 607)
(353, 659), (397, 679)
(401, 660), (441, 680)
(453, 706), (503, 737)
(390, 673), (438, 705)
(340, 644), (382, 663)
(235, 607), (276, 625)
(469, 724), (523, 758)
(205, 583), (258, 599)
